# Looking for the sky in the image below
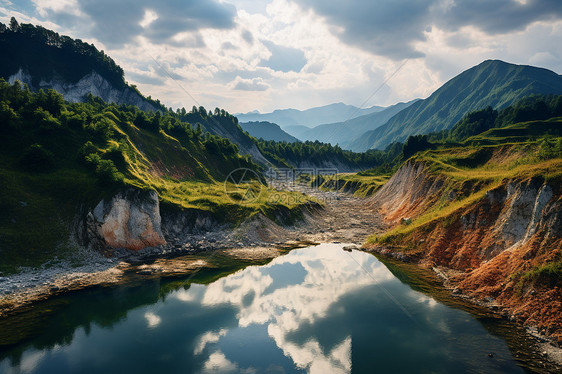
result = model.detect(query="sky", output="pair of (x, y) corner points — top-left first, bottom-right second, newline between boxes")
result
(1, 0), (562, 114)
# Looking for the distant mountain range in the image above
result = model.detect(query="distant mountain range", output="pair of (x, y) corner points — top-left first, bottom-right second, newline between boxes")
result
(249, 60), (562, 152)
(236, 102), (384, 129)
(286, 100), (418, 148)
(359, 60), (562, 150)
(240, 121), (299, 142)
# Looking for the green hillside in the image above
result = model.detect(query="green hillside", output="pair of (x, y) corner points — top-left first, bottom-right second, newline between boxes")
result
(0, 19), (266, 163)
(368, 117), (562, 246)
(0, 81), (307, 273)
(0, 18), (125, 90)
(362, 60), (562, 150)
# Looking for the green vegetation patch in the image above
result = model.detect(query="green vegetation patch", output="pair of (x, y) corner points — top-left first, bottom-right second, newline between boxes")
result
(0, 80), (311, 274)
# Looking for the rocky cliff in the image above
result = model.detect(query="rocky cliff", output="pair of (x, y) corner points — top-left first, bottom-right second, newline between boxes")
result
(366, 161), (562, 343)
(8, 68), (157, 112)
(81, 189), (166, 251)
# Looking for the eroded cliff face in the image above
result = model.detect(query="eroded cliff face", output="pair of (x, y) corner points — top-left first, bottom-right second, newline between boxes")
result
(8, 68), (157, 112)
(371, 162), (445, 221)
(368, 162), (562, 342)
(83, 189), (166, 251)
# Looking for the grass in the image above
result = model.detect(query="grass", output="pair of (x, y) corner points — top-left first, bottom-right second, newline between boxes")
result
(0, 103), (314, 275)
(366, 119), (562, 246)
(0, 144), (111, 274)
(312, 172), (389, 197)
(518, 260), (562, 290)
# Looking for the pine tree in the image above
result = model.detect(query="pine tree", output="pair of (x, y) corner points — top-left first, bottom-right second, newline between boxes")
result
(9, 17), (19, 32)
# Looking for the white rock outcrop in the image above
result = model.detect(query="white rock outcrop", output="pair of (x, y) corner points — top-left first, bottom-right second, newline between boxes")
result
(8, 68), (157, 112)
(86, 189), (166, 251)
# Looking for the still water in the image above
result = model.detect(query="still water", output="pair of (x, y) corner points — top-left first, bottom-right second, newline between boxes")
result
(0, 244), (529, 373)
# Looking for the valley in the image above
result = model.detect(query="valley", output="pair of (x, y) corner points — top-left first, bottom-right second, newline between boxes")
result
(1, 15), (562, 373)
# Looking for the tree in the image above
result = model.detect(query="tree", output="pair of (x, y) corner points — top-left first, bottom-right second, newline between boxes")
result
(402, 135), (431, 159)
(194, 123), (203, 138)
(9, 17), (19, 32)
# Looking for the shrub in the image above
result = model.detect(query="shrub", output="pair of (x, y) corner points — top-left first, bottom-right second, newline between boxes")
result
(20, 144), (55, 171)
(538, 138), (562, 160)
(85, 116), (114, 141)
(33, 107), (61, 130)
(95, 159), (124, 184)
(84, 152), (124, 184)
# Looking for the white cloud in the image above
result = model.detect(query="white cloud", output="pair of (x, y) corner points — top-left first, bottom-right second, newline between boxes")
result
(4, 0), (562, 115)
(194, 329), (228, 355)
(230, 76), (269, 91)
(32, 0), (83, 17)
(139, 9), (158, 28)
(144, 311), (161, 328)
(202, 351), (238, 373)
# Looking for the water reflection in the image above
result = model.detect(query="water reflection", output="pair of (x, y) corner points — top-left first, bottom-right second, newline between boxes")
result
(0, 244), (526, 373)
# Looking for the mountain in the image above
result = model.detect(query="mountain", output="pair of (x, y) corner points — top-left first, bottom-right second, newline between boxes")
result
(359, 60), (562, 150)
(236, 102), (384, 129)
(0, 19), (268, 164)
(284, 125), (310, 140)
(240, 121), (299, 142)
(0, 19), (158, 112)
(289, 100), (418, 149)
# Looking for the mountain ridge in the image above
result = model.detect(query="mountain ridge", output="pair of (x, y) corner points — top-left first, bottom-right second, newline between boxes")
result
(0, 19), (269, 164)
(237, 102), (384, 129)
(360, 60), (562, 150)
(289, 100), (418, 149)
(240, 121), (299, 142)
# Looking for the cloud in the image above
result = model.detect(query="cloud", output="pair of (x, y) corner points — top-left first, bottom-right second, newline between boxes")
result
(202, 351), (238, 373)
(291, 0), (562, 59)
(10, 0), (562, 114)
(259, 40), (307, 72)
(144, 311), (161, 328)
(126, 71), (166, 85)
(291, 0), (431, 59)
(241, 29), (253, 44)
(220, 41), (237, 50)
(437, 0), (562, 34)
(35, 0), (237, 47)
(231, 76), (269, 91)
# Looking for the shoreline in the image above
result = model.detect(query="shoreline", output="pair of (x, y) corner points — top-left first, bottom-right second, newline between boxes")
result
(1, 241), (561, 371)
(1, 186), (561, 371)
(0, 240), (319, 319)
(366, 246), (562, 371)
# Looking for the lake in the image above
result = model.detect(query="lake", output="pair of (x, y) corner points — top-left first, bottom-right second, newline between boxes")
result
(0, 243), (535, 373)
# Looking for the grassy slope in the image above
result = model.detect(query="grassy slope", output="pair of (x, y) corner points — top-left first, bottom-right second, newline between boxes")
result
(0, 106), (309, 275)
(366, 118), (562, 245)
(362, 119), (562, 339)
(313, 173), (389, 197)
